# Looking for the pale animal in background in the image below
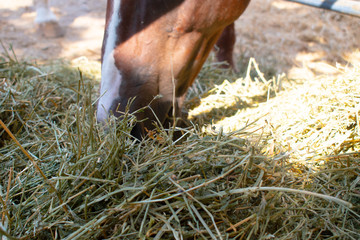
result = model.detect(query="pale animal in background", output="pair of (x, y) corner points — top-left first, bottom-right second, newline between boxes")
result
(33, 0), (65, 38)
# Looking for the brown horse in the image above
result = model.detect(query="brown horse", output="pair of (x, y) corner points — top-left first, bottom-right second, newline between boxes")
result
(97, 0), (251, 139)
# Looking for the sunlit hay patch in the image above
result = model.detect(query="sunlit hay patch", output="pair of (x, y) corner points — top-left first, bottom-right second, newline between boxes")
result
(0, 49), (359, 240)
(70, 56), (102, 81)
(188, 58), (290, 129)
(209, 63), (360, 164)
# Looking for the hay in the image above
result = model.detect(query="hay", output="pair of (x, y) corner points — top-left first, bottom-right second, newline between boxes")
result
(0, 48), (359, 239)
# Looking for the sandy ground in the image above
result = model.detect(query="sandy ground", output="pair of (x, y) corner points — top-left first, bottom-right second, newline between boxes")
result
(0, 0), (105, 61)
(0, 0), (359, 77)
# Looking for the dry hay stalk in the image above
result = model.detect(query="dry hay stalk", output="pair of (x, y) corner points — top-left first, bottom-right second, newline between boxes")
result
(0, 48), (359, 239)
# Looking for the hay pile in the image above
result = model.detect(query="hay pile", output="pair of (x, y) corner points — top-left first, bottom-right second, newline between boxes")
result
(0, 48), (359, 239)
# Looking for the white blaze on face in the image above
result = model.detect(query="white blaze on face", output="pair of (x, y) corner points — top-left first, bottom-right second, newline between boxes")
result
(97, 0), (122, 122)
(34, 0), (57, 23)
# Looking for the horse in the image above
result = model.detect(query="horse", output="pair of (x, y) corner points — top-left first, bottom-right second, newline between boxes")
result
(97, 0), (251, 139)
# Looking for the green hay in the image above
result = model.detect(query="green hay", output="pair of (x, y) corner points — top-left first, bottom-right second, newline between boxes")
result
(0, 48), (359, 239)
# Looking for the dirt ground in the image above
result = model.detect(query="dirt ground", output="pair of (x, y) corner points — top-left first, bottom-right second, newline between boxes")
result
(1, 0), (359, 77)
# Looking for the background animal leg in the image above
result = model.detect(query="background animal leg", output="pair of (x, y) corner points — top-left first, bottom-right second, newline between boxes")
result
(34, 0), (65, 38)
(215, 23), (238, 72)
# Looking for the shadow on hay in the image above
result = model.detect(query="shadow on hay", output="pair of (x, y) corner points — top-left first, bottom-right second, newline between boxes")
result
(0, 49), (98, 148)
